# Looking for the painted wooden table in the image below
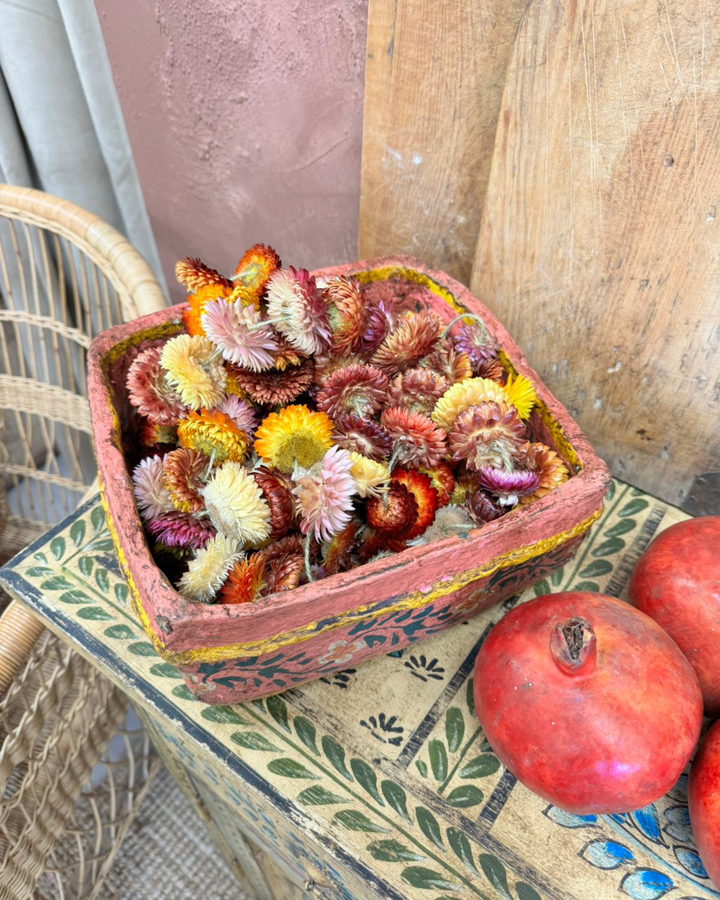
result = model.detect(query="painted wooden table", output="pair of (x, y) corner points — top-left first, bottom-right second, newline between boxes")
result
(0, 479), (716, 900)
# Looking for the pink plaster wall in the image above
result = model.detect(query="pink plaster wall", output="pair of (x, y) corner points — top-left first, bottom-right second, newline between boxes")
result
(94, 0), (367, 302)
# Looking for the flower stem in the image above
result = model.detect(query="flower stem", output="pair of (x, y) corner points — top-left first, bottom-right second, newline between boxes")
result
(303, 533), (314, 583)
(441, 313), (488, 341)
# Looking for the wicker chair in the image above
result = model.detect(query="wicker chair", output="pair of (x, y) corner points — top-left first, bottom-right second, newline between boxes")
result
(0, 184), (166, 899)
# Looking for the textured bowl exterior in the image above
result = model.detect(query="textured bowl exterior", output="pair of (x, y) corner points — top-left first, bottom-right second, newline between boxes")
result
(87, 256), (610, 703)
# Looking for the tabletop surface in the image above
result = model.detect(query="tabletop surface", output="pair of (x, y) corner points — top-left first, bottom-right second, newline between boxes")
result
(1, 479), (716, 900)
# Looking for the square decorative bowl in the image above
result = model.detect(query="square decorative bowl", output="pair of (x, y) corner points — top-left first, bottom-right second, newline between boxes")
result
(87, 255), (610, 703)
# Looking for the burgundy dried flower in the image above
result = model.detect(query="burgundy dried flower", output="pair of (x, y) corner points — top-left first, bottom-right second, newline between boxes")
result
(388, 368), (449, 417)
(316, 364), (388, 420)
(163, 447), (208, 513)
(145, 510), (216, 550)
(476, 357), (505, 383)
(333, 413), (391, 461)
(361, 296), (395, 355)
(448, 401), (526, 472)
(358, 530), (407, 563)
(380, 406), (448, 469)
(258, 535), (305, 594)
(228, 357), (314, 405)
(371, 311), (442, 376)
(476, 466), (539, 507)
(453, 322), (499, 372)
(467, 488), (504, 525)
(126, 346), (187, 425)
(324, 276), (367, 355)
(366, 483), (418, 535)
(254, 466), (295, 540)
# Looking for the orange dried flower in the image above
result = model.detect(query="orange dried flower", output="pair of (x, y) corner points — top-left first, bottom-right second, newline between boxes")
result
(218, 555), (266, 605)
(371, 311), (442, 376)
(322, 520), (357, 575)
(390, 468), (439, 539)
(177, 409), (249, 464)
(419, 462), (455, 508)
(366, 483), (418, 535)
(515, 441), (569, 502)
(175, 258), (233, 292)
(163, 447), (208, 513)
(324, 276), (367, 355)
(421, 341), (473, 385)
(381, 407), (448, 469)
(182, 283), (234, 337)
(234, 243), (280, 298)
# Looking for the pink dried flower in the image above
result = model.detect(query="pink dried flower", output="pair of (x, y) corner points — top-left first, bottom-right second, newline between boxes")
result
(380, 406), (448, 468)
(333, 413), (391, 461)
(453, 322), (499, 372)
(476, 466), (539, 507)
(316, 364), (388, 420)
(145, 510), (216, 550)
(132, 455), (173, 520)
(215, 395), (257, 438)
(293, 446), (357, 542)
(388, 368), (449, 417)
(371, 311), (441, 376)
(448, 401), (526, 472)
(266, 267), (331, 356)
(126, 346), (187, 425)
(201, 298), (278, 371)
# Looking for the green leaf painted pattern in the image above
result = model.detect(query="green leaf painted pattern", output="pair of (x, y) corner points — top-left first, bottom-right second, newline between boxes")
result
(267, 695), (290, 732)
(429, 740), (448, 781)
(127, 642), (157, 657)
(447, 827), (477, 872)
(445, 708), (465, 753)
(401, 867), (459, 891)
(578, 560), (613, 579)
(104, 624), (134, 640)
(51, 536), (66, 561)
(445, 785), (484, 808)
(40, 576), (73, 591)
(416, 807), (444, 849)
(91, 505), (105, 533)
(294, 716), (319, 755)
(95, 568), (109, 593)
(618, 498), (649, 517)
(322, 735), (353, 781)
(114, 583), (129, 605)
(516, 883), (543, 900)
(231, 732), (279, 752)
(367, 840), (424, 863)
(200, 706), (249, 725)
(381, 780), (411, 822)
(605, 518), (637, 537)
(70, 519), (86, 548)
(266, 758), (318, 779)
(478, 854), (510, 898)
(591, 537), (625, 557)
(78, 557), (94, 578)
(171, 684), (194, 701)
(77, 607), (113, 621)
(573, 581), (600, 592)
(351, 759), (384, 806)
(332, 810), (388, 833)
(59, 590), (91, 604)
(458, 755), (500, 779)
(296, 785), (347, 806)
(149, 663), (183, 679)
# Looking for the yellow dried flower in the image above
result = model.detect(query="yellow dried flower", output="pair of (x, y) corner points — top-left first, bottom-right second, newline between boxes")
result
(503, 372), (537, 420)
(349, 452), (390, 498)
(177, 533), (242, 603)
(202, 462), (272, 546)
(432, 377), (508, 430)
(254, 405), (334, 474)
(160, 334), (226, 410)
(177, 409), (249, 464)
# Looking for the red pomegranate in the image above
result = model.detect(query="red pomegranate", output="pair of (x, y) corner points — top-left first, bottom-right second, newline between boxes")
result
(473, 591), (703, 814)
(628, 517), (720, 717)
(688, 720), (720, 889)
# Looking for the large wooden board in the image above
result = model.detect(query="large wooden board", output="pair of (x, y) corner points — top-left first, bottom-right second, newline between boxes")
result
(471, 0), (720, 508)
(359, 0), (528, 284)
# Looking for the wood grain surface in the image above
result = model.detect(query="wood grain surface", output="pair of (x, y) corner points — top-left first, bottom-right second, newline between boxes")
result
(471, 0), (720, 508)
(359, 0), (527, 284)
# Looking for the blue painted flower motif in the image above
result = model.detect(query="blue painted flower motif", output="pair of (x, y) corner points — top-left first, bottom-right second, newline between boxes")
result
(663, 805), (693, 845)
(581, 839), (635, 870)
(620, 869), (674, 900)
(630, 805), (665, 845)
(673, 846), (708, 879)
(544, 805), (598, 829)
(360, 713), (404, 746)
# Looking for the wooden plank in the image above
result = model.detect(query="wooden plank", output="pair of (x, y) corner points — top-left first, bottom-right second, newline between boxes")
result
(359, 0), (528, 284)
(471, 0), (720, 508)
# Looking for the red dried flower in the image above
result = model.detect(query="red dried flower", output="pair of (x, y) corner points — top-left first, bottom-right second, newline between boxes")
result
(254, 466), (295, 540)
(381, 407), (448, 469)
(361, 296), (394, 355)
(145, 510), (216, 550)
(366, 483), (418, 534)
(388, 368), (449, 417)
(324, 276), (367, 355)
(258, 534), (304, 594)
(467, 489), (504, 525)
(126, 346), (187, 425)
(175, 257), (233, 292)
(371, 311), (441, 376)
(390, 468), (439, 539)
(228, 357), (314, 405)
(333, 413), (391, 461)
(218, 555), (266, 605)
(322, 520), (357, 575)
(316, 364), (388, 420)
(163, 447), (208, 513)
(448, 401), (526, 472)
(358, 530), (407, 563)
(476, 466), (540, 506)
(419, 462), (455, 508)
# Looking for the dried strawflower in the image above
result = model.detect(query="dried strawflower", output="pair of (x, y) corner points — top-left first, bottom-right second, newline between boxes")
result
(175, 258), (233, 292)
(409, 505), (474, 545)
(503, 373), (537, 420)
(322, 520), (357, 575)
(255, 405), (334, 473)
(132, 455), (173, 520)
(432, 377), (508, 430)
(388, 368), (449, 417)
(293, 446), (356, 542)
(219, 555), (266, 604)
(381, 407), (447, 469)
(272, 335), (306, 371)
(349, 452), (390, 498)
(260, 536), (304, 595)
(254, 466), (295, 539)
(160, 334), (227, 410)
(467, 488), (503, 524)
(453, 322), (498, 372)
(371, 311), (441, 376)
(182, 283), (233, 337)
(201, 299), (278, 371)
(163, 447), (208, 513)
(139, 422), (178, 447)
(215, 395), (256, 439)
(515, 441), (569, 502)
(419, 462), (455, 508)
(177, 533), (242, 602)
(230, 357), (314, 405)
(390, 468), (439, 539)
(361, 296), (394, 354)
(332, 413), (390, 461)
(266, 267), (330, 355)
(448, 401), (526, 472)
(366, 483), (418, 535)
(202, 462), (271, 545)
(233, 243), (280, 299)
(146, 510), (216, 550)
(358, 530), (407, 563)
(449, 465), (477, 506)
(421, 341), (473, 385)
(476, 357), (505, 383)
(476, 466), (539, 507)
(177, 409), (249, 464)
(127, 346), (187, 425)
(324, 276), (367, 355)
(313, 352), (363, 387)
(316, 364), (388, 420)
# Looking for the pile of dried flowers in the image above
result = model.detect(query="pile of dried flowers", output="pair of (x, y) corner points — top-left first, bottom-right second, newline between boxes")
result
(127, 245), (569, 605)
